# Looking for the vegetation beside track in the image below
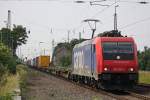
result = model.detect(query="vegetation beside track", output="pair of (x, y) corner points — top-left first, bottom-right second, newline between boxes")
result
(0, 25), (29, 99)
(0, 64), (28, 100)
(139, 71), (150, 84)
(138, 46), (150, 70)
(0, 25), (29, 83)
(0, 74), (18, 100)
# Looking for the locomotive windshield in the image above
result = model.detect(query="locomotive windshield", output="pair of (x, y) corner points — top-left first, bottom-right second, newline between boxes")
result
(102, 42), (134, 60)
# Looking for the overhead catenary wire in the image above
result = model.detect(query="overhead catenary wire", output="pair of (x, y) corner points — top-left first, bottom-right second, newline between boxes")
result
(0, 0), (75, 2)
(0, 0), (62, 2)
(74, 0), (120, 35)
(91, 0), (120, 18)
(120, 0), (149, 4)
(1, 0), (149, 36)
(119, 16), (150, 29)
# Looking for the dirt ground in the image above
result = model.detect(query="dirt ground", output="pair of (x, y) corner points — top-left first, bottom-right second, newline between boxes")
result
(22, 69), (113, 100)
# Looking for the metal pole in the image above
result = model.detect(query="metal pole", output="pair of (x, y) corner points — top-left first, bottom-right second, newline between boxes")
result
(7, 10), (11, 29)
(114, 5), (118, 31)
(44, 48), (45, 55)
(39, 42), (44, 56)
(79, 32), (81, 41)
(92, 29), (96, 38)
(83, 19), (100, 39)
(52, 39), (55, 53)
(68, 30), (70, 43)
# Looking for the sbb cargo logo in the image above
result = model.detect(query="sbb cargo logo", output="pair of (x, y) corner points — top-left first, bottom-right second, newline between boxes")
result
(74, 51), (84, 69)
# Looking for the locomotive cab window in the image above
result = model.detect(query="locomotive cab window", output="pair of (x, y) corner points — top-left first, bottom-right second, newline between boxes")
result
(102, 42), (134, 60)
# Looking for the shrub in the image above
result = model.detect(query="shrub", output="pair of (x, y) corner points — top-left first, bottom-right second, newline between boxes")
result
(0, 42), (16, 74)
(0, 63), (7, 85)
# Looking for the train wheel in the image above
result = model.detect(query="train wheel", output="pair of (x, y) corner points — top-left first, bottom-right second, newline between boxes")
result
(95, 81), (101, 89)
(87, 77), (91, 86)
(84, 77), (88, 85)
(73, 74), (78, 82)
(68, 72), (72, 80)
(79, 76), (84, 84)
(82, 76), (85, 84)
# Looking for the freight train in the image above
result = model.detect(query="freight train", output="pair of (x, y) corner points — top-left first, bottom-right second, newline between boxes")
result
(69, 36), (138, 90)
(27, 55), (50, 70)
(26, 32), (138, 90)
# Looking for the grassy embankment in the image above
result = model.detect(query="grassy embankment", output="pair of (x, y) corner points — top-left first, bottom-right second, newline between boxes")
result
(0, 64), (28, 100)
(139, 71), (150, 84)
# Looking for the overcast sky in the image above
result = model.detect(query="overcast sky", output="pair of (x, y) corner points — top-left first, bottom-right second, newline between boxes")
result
(0, 0), (150, 59)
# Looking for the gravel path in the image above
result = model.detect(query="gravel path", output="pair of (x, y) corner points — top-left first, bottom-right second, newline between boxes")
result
(22, 69), (113, 100)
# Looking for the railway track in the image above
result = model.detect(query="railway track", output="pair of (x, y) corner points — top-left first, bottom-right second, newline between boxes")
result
(127, 91), (150, 100)
(30, 67), (150, 100)
(138, 83), (150, 89)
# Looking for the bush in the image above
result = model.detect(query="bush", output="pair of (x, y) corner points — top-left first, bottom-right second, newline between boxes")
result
(0, 42), (16, 74)
(0, 63), (7, 85)
(138, 47), (150, 71)
(7, 57), (16, 74)
(0, 63), (6, 78)
(60, 56), (71, 67)
(0, 93), (13, 100)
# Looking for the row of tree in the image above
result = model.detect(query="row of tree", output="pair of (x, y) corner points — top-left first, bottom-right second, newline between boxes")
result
(138, 46), (150, 70)
(0, 25), (28, 83)
(52, 39), (86, 67)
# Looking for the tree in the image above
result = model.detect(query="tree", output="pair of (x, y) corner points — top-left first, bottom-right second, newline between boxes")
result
(138, 51), (145, 70)
(11, 25), (29, 55)
(97, 30), (123, 37)
(52, 38), (87, 67)
(0, 25), (29, 56)
(70, 38), (87, 49)
(138, 46), (150, 70)
(0, 28), (12, 47)
(144, 47), (150, 70)
(0, 25), (28, 75)
(146, 60), (150, 70)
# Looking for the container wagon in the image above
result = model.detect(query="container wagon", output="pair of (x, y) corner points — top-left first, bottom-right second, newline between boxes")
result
(37, 55), (50, 69)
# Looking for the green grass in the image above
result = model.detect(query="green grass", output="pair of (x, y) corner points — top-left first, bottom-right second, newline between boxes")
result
(139, 71), (150, 84)
(92, 96), (102, 100)
(0, 74), (18, 96)
(0, 74), (18, 100)
(0, 64), (28, 99)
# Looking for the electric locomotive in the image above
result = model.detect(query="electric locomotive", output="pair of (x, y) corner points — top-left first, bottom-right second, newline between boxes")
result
(70, 32), (138, 90)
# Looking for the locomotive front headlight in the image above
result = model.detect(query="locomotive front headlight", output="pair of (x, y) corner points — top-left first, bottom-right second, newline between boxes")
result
(129, 68), (134, 72)
(104, 67), (108, 71)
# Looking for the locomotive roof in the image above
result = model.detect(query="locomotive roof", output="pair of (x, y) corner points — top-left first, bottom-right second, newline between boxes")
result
(74, 39), (93, 49)
(74, 37), (134, 49)
(100, 37), (134, 42)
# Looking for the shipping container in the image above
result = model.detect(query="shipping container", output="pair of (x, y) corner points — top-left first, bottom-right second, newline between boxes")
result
(38, 55), (50, 69)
